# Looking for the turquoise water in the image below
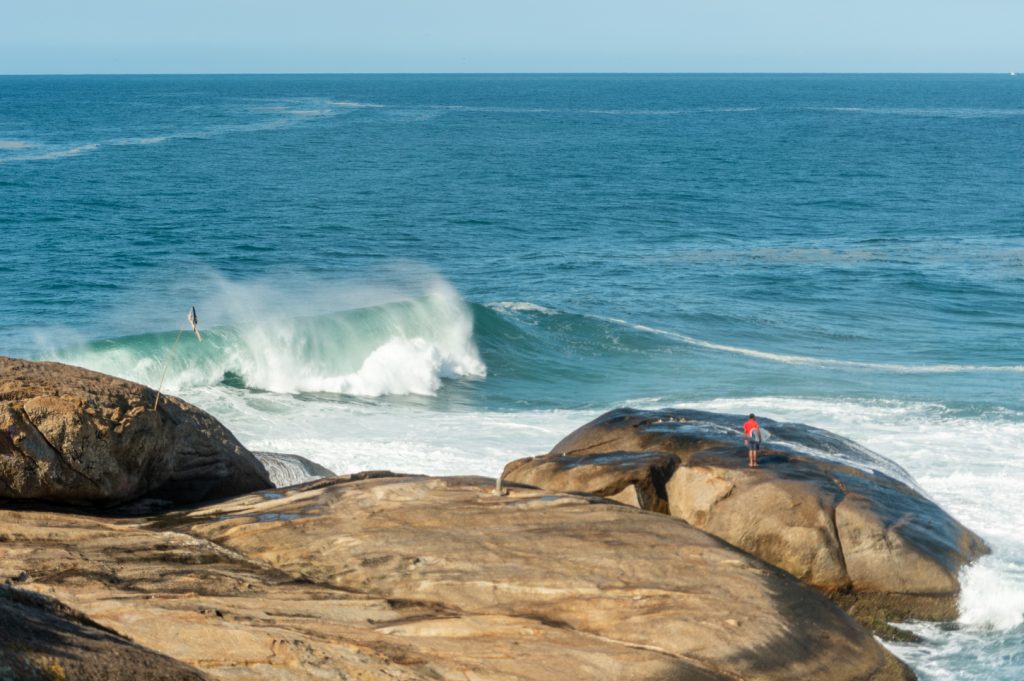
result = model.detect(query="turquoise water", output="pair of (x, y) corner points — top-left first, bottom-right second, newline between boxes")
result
(2, 74), (1022, 678)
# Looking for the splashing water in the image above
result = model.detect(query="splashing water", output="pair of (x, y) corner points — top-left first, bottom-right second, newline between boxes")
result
(54, 278), (485, 398)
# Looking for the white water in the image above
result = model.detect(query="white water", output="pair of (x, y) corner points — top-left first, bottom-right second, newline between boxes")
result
(57, 277), (486, 398)
(180, 384), (595, 478)
(219, 280), (485, 397)
(283, 336), (483, 396)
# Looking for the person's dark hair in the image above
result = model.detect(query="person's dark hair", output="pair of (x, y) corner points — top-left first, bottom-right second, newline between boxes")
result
(749, 413), (755, 419)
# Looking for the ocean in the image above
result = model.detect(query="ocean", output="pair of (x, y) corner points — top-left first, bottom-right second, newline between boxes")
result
(1, 74), (1022, 679)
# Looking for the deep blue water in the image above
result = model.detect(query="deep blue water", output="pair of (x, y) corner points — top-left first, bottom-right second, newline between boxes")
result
(1, 74), (1023, 679)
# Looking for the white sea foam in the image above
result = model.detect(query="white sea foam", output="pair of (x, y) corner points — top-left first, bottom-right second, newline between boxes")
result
(959, 558), (1024, 631)
(4, 135), (174, 160)
(324, 338), (444, 395)
(1, 97), (352, 164)
(582, 107), (758, 116)
(249, 333), (485, 397)
(0, 143), (100, 163)
(35, 143), (99, 159)
(827, 106), (1024, 119)
(112, 136), (169, 146)
(488, 301), (558, 315)
(332, 100), (385, 109)
(289, 109), (334, 116)
(178, 384), (595, 478)
(587, 108), (687, 116)
(600, 315), (1024, 374)
(254, 104), (337, 117)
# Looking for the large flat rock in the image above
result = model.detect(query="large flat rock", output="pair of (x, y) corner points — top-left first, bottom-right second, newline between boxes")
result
(502, 408), (989, 623)
(2, 473), (912, 680)
(182, 474), (911, 680)
(0, 357), (271, 505)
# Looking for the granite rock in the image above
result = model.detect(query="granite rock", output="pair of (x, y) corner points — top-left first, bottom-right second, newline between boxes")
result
(0, 357), (271, 506)
(502, 408), (989, 622)
(2, 473), (913, 680)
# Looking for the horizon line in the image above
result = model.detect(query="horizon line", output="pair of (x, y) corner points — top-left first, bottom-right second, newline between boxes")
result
(1, 70), (1019, 77)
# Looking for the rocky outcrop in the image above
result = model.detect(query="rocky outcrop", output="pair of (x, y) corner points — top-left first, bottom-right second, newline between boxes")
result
(0, 357), (271, 506)
(0, 584), (207, 680)
(2, 474), (913, 681)
(502, 408), (989, 624)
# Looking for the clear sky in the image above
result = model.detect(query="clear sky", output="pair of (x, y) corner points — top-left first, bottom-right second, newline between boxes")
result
(2, 0), (1022, 74)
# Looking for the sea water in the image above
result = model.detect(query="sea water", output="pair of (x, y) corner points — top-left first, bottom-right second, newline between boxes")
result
(1, 74), (1022, 678)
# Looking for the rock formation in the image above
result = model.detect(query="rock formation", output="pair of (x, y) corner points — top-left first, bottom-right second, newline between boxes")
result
(0, 361), (943, 677)
(502, 408), (989, 625)
(2, 474), (913, 680)
(0, 357), (271, 505)
(0, 584), (207, 680)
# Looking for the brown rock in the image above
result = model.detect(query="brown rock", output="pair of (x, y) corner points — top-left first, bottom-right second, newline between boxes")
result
(502, 450), (678, 513)
(502, 408), (989, 622)
(182, 474), (913, 681)
(0, 584), (207, 680)
(0, 357), (271, 506)
(1, 474), (914, 680)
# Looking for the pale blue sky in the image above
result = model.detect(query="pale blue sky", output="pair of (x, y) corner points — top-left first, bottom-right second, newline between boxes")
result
(2, 0), (1021, 74)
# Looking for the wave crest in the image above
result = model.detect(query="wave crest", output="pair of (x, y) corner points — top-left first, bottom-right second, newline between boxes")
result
(55, 281), (486, 398)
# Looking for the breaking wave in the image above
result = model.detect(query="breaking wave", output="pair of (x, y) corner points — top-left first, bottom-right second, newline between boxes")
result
(54, 282), (486, 397)
(49, 294), (1024, 406)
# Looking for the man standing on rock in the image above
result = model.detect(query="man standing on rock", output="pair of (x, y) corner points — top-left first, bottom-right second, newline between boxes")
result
(743, 414), (762, 468)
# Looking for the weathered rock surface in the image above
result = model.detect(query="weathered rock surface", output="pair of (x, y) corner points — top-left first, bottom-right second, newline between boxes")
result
(0, 584), (207, 681)
(2, 474), (913, 680)
(502, 408), (989, 623)
(0, 357), (271, 505)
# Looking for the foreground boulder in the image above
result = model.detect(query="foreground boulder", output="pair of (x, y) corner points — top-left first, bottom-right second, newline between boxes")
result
(0, 357), (271, 506)
(502, 408), (989, 624)
(3, 474), (913, 680)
